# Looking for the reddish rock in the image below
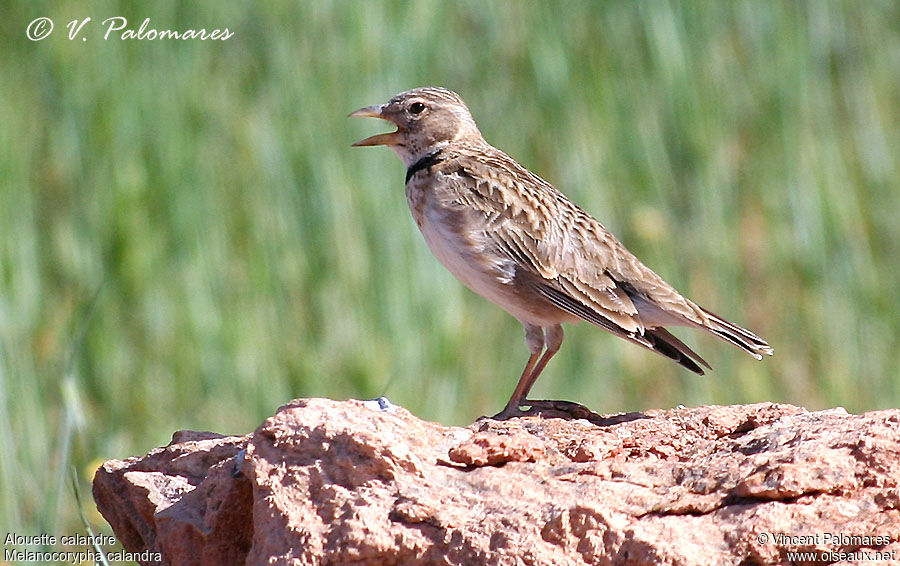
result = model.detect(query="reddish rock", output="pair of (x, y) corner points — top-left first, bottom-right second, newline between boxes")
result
(93, 399), (900, 565)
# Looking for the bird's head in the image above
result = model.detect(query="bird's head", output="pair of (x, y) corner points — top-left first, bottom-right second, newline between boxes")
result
(349, 87), (482, 166)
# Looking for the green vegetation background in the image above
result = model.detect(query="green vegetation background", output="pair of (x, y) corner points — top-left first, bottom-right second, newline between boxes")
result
(2, 0), (898, 544)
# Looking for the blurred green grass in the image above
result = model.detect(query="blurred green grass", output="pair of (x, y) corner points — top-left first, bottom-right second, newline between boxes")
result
(2, 0), (899, 544)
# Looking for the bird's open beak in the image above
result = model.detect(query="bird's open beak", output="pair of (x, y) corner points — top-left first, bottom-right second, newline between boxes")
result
(349, 104), (402, 146)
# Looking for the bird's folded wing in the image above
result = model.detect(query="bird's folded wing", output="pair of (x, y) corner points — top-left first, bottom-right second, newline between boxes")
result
(443, 150), (709, 333)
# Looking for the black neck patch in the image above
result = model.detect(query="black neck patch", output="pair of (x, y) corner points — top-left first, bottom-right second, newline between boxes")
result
(405, 151), (444, 184)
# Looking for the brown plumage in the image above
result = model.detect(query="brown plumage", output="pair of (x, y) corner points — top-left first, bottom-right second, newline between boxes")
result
(350, 87), (773, 419)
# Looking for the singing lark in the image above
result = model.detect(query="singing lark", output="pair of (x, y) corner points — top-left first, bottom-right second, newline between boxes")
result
(350, 87), (773, 419)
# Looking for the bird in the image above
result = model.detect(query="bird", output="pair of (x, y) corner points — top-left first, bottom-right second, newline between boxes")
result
(349, 87), (773, 419)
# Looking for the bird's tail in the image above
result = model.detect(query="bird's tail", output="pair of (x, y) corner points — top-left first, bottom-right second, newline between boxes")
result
(700, 307), (774, 360)
(644, 327), (711, 375)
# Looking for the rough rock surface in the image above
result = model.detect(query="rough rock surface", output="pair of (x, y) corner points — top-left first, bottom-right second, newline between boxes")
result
(93, 398), (900, 565)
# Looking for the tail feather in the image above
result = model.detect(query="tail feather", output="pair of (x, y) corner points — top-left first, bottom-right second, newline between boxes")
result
(700, 307), (774, 360)
(535, 279), (772, 373)
(650, 327), (712, 370)
(644, 327), (710, 375)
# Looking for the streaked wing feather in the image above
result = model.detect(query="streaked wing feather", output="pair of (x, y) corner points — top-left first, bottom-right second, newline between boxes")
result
(445, 148), (672, 330)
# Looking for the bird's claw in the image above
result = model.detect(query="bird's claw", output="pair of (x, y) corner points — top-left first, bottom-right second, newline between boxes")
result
(488, 399), (604, 423)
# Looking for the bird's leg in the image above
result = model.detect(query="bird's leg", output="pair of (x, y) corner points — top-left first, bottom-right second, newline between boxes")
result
(522, 326), (598, 419)
(493, 324), (544, 419)
(525, 326), (596, 418)
(518, 324), (564, 406)
(492, 324), (598, 421)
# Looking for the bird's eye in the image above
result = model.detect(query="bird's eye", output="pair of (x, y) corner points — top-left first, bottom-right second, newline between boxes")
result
(409, 102), (426, 115)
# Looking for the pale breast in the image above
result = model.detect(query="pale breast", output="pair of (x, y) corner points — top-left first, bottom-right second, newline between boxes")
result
(407, 174), (569, 327)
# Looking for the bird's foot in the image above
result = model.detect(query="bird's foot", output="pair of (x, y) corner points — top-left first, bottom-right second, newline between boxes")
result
(488, 399), (605, 423)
